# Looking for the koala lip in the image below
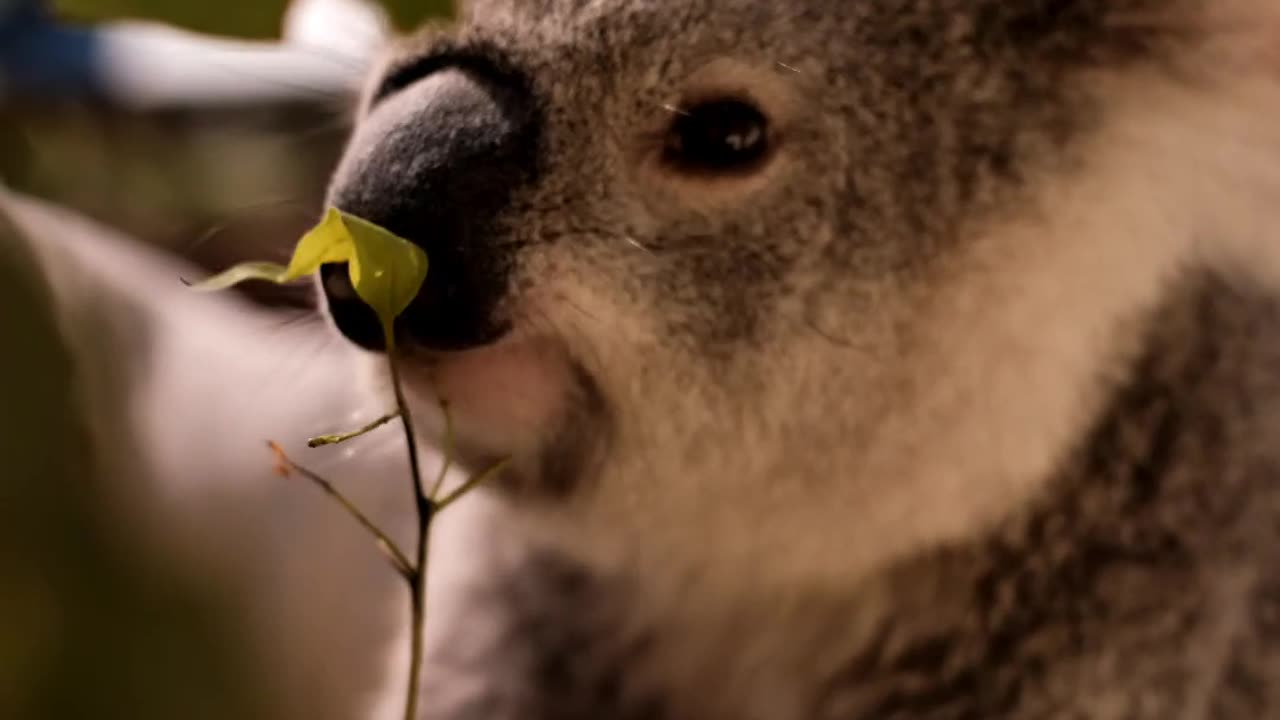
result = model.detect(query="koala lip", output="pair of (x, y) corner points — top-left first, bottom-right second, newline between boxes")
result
(406, 333), (606, 500)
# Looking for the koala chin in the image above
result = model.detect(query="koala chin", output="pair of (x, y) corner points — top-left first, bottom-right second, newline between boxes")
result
(317, 1), (1280, 718)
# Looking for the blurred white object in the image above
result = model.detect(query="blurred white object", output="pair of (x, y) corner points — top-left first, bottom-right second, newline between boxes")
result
(283, 0), (391, 65)
(0, 0), (392, 109)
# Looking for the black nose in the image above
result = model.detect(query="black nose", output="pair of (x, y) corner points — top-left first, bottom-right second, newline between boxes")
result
(321, 55), (539, 353)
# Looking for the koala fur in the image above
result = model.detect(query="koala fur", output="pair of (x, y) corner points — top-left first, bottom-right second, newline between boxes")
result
(316, 1), (1280, 718)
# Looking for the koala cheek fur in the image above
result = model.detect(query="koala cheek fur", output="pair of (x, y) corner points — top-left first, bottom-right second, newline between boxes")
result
(320, 2), (1280, 719)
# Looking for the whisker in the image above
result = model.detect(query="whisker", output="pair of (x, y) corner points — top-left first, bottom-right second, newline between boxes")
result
(286, 111), (358, 142)
(184, 198), (320, 255)
(624, 235), (656, 254)
(555, 293), (605, 326)
(202, 50), (359, 101)
(289, 42), (380, 73)
(803, 314), (855, 349)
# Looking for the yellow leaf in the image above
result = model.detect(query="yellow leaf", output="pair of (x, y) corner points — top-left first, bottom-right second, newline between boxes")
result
(187, 208), (428, 348)
(186, 261), (290, 291)
(282, 207), (358, 281)
(341, 212), (429, 344)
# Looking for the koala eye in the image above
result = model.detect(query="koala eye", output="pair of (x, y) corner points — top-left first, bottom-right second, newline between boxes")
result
(661, 98), (772, 175)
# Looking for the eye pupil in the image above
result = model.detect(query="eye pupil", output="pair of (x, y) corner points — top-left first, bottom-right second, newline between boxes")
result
(663, 99), (770, 173)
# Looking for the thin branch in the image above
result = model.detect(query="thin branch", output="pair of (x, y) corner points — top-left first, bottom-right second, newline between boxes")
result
(427, 400), (455, 501)
(388, 354), (428, 506)
(307, 410), (400, 448)
(436, 457), (511, 513)
(405, 506), (430, 720)
(267, 441), (413, 579)
(386, 352), (431, 720)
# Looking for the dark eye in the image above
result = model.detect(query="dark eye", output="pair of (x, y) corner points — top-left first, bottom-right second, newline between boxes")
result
(662, 98), (772, 175)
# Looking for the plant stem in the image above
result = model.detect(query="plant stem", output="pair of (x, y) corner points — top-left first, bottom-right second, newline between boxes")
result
(379, 352), (506, 720)
(388, 353), (427, 504)
(436, 457), (511, 512)
(405, 502), (431, 720)
(388, 352), (431, 720)
(428, 401), (455, 501)
(307, 411), (400, 448)
(267, 442), (413, 579)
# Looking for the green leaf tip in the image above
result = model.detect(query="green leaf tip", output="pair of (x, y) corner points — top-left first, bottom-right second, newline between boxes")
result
(188, 208), (428, 347)
(186, 261), (292, 291)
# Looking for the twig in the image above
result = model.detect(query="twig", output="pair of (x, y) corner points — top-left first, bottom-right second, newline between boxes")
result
(388, 354), (428, 505)
(267, 441), (413, 579)
(272, 354), (502, 720)
(307, 411), (400, 447)
(436, 457), (511, 512)
(427, 401), (455, 501)
(387, 352), (431, 720)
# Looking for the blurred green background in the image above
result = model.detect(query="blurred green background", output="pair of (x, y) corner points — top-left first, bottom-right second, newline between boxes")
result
(1, 99), (347, 306)
(53, 0), (454, 38)
(1, 1), (452, 718)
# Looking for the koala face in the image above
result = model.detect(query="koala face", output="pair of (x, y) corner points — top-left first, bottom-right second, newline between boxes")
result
(320, 0), (1280, 586)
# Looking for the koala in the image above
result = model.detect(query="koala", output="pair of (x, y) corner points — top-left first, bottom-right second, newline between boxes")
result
(314, 1), (1280, 718)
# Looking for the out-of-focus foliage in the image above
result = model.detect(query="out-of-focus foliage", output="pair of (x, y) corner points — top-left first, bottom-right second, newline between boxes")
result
(0, 105), (346, 309)
(378, 0), (455, 32)
(51, 0), (455, 37)
(51, 0), (293, 38)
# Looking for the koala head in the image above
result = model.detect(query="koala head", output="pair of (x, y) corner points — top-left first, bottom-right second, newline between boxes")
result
(318, 0), (1280, 590)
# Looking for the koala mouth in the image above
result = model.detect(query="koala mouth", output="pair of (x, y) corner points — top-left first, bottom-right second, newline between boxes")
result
(320, 265), (604, 496)
(400, 334), (607, 499)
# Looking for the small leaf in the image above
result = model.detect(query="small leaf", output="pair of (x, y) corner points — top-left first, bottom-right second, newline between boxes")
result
(186, 207), (428, 349)
(283, 208), (358, 281)
(341, 212), (429, 345)
(187, 261), (290, 292)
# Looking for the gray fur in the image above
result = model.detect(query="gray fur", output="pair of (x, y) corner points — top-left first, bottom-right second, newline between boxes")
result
(319, 2), (1280, 718)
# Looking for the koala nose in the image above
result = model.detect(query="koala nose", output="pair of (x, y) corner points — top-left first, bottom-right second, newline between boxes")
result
(321, 58), (539, 353)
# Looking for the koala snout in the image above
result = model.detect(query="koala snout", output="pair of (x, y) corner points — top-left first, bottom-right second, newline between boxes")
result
(321, 57), (540, 353)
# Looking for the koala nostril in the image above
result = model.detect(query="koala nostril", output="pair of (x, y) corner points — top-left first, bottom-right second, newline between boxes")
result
(319, 262), (387, 352)
(322, 264), (358, 301)
(325, 54), (540, 353)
